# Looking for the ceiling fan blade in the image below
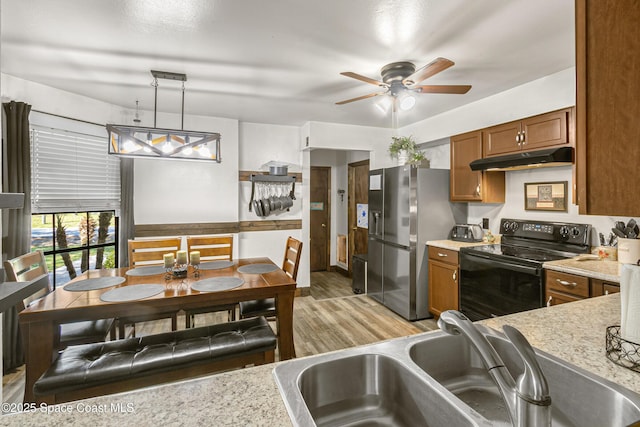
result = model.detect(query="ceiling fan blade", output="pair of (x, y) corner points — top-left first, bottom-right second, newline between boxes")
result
(403, 57), (455, 85)
(414, 84), (472, 94)
(335, 92), (386, 105)
(340, 72), (387, 87)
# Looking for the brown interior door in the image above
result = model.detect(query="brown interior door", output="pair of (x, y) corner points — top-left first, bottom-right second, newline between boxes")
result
(310, 166), (330, 271)
(348, 160), (369, 275)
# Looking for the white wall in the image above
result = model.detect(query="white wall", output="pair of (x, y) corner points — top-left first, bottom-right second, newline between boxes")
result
(467, 167), (630, 248)
(237, 122), (307, 287)
(134, 112), (239, 225)
(305, 121), (391, 169)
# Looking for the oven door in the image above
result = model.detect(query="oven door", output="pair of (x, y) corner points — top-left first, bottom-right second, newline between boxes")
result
(459, 251), (543, 321)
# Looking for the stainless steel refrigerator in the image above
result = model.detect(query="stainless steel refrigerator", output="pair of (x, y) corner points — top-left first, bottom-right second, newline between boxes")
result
(367, 166), (467, 320)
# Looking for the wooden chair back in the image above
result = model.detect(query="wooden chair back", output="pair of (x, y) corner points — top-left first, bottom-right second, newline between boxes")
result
(282, 237), (303, 281)
(186, 236), (233, 262)
(4, 251), (52, 308)
(128, 238), (182, 267)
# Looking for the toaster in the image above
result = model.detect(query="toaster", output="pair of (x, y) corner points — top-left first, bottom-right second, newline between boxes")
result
(450, 224), (484, 242)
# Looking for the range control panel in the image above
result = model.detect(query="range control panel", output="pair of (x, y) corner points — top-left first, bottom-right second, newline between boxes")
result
(500, 218), (591, 245)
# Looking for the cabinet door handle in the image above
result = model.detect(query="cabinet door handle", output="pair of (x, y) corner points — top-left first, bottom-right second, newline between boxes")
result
(521, 130), (526, 145)
(452, 270), (457, 282)
(546, 296), (553, 307)
(605, 290), (609, 296)
(475, 184), (481, 196)
(556, 278), (577, 287)
(515, 132), (521, 145)
(437, 252), (448, 257)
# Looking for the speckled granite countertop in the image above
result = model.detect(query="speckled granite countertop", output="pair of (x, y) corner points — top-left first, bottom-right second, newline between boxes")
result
(2, 295), (637, 425)
(426, 239), (491, 251)
(480, 293), (638, 394)
(543, 258), (622, 283)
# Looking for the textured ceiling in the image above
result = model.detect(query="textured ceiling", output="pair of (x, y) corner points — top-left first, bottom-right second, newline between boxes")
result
(0, 0), (575, 128)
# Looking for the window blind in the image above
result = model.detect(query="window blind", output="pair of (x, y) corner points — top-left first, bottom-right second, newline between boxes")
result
(30, 124), (120, 213)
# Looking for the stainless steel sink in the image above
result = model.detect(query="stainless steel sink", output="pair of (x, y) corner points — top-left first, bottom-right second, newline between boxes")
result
(410, 327), (640, 427)
(274, 326), (640, 427)
(296, 353), (475, 427)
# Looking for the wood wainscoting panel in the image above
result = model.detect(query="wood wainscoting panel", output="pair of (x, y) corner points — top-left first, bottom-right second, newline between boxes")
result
(135, 222), (239, 237)
(136, 220), (302, 237)
(238, 220), (302, 232)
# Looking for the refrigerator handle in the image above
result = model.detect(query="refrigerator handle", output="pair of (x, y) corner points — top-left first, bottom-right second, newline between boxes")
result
(371, 211), (381, 237)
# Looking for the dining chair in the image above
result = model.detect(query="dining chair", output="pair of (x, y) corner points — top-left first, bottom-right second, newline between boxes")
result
(119, 238), (182, 338)
(239, 236), (302, 321)
(184, 235), (236, 328)
(4, 251), (116, 349)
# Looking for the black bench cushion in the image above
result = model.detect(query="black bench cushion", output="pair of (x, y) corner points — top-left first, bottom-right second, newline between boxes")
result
(35, 316), (276, 396)
(239, 298), (276, 318)
(59, 319), (114, 345)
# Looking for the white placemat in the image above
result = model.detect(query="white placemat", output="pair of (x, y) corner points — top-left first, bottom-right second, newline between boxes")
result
(237, 264), (279, 274)
(191, 277), (245, 292)
(64, 276), (126, 292)
(100, 284), (165, 302)
(125, 266), (167, 276)
(199, 260), (235, 270)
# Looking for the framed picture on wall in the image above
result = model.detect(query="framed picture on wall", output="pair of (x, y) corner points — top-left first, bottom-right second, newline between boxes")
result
(524, 181), (568, 211)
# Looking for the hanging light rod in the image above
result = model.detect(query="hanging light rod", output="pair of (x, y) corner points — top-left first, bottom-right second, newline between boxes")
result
(107, 70), (221, 163)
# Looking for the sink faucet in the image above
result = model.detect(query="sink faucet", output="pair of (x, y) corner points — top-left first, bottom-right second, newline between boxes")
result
(438, 310), (551, 427)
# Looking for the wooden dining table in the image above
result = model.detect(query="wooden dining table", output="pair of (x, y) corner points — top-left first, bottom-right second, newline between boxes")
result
(18, 257), (297, 403)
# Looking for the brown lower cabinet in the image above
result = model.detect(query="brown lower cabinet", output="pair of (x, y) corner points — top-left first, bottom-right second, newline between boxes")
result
(545, 269), (619, 306)
(428, 246), (459, 317)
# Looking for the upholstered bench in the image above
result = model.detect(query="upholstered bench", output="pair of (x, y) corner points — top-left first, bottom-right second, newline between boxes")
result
(34, 316), (276, 404)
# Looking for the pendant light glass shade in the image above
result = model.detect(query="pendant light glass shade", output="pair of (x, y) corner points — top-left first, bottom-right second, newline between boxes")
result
(107, 125), (221, 162)
(107, 70), (222, 162)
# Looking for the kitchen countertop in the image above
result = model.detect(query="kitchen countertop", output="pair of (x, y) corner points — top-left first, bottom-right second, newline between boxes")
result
(426, 239), (491, 251)
(2, 294), (637, 425)
(543, 258), (622, 283)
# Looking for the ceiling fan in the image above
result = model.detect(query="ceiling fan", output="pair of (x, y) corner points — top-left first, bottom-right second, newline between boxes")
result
(336, 57), (471, 108)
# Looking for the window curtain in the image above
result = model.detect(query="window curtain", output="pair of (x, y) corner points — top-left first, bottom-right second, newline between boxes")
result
(2, 101), (32, 373)
(118, 157), (134, 267)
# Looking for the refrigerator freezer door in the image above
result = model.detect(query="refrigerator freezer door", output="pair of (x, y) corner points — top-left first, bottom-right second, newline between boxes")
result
(383, 166), (411, 247)
(367, 237), (383, 304)
(382, 243), (412, 319)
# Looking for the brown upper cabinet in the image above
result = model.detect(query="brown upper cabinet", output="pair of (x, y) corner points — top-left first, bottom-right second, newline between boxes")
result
(483, 108), (573, 158)
(576, 0), (640, 216)
(450, 131), (505, 203)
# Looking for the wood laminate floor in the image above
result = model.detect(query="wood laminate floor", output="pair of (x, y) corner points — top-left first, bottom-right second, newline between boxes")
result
(2, 271), (438, 405)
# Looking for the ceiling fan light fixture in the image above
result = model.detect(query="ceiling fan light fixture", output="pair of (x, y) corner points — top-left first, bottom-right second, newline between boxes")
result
(107, 70), (222, 163)
(398, 92), (416, 111)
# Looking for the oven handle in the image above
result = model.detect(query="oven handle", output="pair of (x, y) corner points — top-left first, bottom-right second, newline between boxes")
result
(462, 252), (540, 276)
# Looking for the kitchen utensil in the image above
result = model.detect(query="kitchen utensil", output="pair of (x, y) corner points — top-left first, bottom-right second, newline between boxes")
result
(627, 218), (637, 230)
(599, 233), (606, 246)
(613, 227), (627, 238)
(616, 221), (626, 232)
(609, 233), (615, 246)
(262, 198), (270, 215)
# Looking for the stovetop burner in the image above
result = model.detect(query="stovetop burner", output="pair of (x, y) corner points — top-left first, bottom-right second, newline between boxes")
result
(461, 218), (592, 265)
(466, 243), (575, 264)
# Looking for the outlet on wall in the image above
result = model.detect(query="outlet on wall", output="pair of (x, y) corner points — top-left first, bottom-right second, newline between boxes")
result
(482, 218), (490, 229)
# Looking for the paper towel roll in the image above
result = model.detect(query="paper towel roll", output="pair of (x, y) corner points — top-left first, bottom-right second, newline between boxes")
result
(620, 264), (640, 362)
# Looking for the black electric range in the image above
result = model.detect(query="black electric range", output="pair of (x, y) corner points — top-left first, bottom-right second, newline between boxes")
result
(458, 218), (591, 321)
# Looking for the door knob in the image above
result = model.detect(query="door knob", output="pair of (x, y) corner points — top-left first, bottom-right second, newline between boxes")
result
(352, 227), (357, 231)
(321, 224), (326, 228)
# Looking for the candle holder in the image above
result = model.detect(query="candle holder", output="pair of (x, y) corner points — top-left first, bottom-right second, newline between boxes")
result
(164, 267), (173, 281)
(192, 263), (200, 278)
(172, 264), (188, 279)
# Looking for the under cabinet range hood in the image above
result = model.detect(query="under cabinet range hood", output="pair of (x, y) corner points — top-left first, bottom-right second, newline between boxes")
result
(469, 147), (574, 171)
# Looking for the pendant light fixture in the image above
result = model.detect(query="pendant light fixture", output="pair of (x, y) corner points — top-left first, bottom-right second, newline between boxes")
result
(107, 70), (221, 162)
